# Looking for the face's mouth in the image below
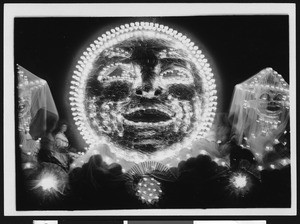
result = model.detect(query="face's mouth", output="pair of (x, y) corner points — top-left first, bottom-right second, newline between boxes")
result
(123, 108), (172, 124)
(258, 102), (283, 118)
(266, 104), (281, 112)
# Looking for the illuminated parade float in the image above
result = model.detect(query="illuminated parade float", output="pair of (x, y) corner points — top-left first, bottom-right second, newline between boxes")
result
(16, 21), (291, 209)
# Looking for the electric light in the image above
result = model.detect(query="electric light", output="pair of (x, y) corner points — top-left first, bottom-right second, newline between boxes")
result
(135, 176), (163, 205)
(257, 165), (263, 171)
(23, 162), (33, 169)
(228, 171), (253, 196)
(231, 173), (247, 189)
(229, 67), (290, 169)
(199, 150), (208, 155)
(69, 22), (218, 171)
(280, 159), (289, 166)
(35, 173), (59, 192)
(221, 161), (227, 166)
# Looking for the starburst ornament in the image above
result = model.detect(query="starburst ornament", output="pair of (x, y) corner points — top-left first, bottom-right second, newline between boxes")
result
(228, 171), (253, 196)
(136, 176), (162, 205)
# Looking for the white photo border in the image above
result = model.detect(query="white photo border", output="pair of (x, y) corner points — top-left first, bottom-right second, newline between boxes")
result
(3, 3), (297, 216)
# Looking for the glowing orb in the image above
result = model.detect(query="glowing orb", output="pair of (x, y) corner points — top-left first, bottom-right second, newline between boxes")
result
(35, 173), (59, 192)
(23, 162), (34, 169)
(228, 172), (253, 196)
(70, 22), (217, 163)
(231, 173), (248, 189)
(136, 176), (162, 204)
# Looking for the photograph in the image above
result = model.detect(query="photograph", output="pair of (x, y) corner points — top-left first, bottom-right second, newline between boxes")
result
(3, 3), (296, 216)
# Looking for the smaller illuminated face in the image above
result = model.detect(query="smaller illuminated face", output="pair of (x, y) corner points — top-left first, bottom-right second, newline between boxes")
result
(256, 89), (288, 119)
(18, 96), (30, 118)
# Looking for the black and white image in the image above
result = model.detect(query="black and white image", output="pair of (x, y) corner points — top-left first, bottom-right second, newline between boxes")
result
(4, 3), (296, 215)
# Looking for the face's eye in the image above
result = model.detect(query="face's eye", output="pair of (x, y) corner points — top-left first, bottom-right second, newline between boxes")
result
(160, 68), (194, 86)
(18, 98), (28, 110)
(98, 63), (135, 83)
(18, 103), (26, 113)
(259, 93), (270, 101)
(273, 93), (284, 101)
(102, 81), (131, 101)
(168, 84), (195, 101)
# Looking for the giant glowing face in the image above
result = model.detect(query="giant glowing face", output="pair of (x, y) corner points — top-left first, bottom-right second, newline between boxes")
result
(70, 22), (217, 162)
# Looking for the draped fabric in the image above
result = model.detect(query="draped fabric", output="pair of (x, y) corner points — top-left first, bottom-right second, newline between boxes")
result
(229, 67), (289, 163)
(17, 65), (59, 140)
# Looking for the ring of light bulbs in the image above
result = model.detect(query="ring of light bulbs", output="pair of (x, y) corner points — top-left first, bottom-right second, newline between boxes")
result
(241, 67), (289, 94)
(69, 22), (217, 163)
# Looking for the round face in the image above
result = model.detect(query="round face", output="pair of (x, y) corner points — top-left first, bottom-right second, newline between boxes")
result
(70, 22), (217, 162)
(256, 89), (288, 119)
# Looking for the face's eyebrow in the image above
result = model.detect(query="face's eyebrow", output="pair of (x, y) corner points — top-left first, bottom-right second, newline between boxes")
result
(156, 48), (192, 69)
(102, 47), (131, 59)
(157, 48), (187, 60)
(97, 62), (137, 84)
(159, 57), (188, 69)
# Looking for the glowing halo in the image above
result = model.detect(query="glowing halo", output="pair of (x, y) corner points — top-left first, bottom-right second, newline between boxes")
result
(69, 22), (218, 164)
(227, 171), (253, 196)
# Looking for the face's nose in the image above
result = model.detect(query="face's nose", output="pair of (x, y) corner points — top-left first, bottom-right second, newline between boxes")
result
(135, 83), (163, 98)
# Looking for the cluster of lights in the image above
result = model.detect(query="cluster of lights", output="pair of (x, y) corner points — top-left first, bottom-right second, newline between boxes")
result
(232, 67), (290, 173)
(70, 140), (229, 172)
(228, 171), (252, 196)
(17, 65), (47, 90)
(159, 68), (194, 85)
(34, 173), (59, 192)
(17, 64), (47, 136)
(23, 162), (35, 169)
(124, 161), (175, 204)
(136, 176), (163, 205)
(257, 117), (282, 125)
(242, 133), (290, 171)
(69, 22), (217, 163)
(102, 47), (131, 58)
(98, 62), (135, 83)
(213, 157), (228, 167)
(239, 68), (289, 111)
(31, 164), (69, 200)
(242, 67), (289, 93)
(254, 158), (290, 171)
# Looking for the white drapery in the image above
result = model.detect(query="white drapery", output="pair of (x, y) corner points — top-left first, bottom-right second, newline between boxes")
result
(229, 67), (289, 163)
(17, 64), (59, 140)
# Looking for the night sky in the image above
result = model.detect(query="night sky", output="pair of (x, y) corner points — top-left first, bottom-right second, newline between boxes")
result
(14, 16), (289, 149)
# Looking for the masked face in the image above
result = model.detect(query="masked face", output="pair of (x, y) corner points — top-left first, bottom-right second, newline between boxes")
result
(257, 89), (288, 119)
(18, 96), (31, 118)
(241, 67), (289, 137)
(70, 22), (217, 160)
